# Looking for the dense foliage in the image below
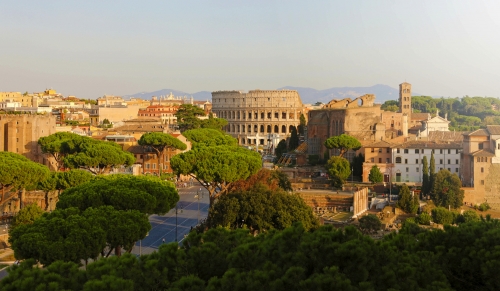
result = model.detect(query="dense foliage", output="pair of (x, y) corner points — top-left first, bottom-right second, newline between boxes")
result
(4, 220), (500, 290)
(327, 156), (351, 187)
(183, 128), (238, 147)
(171, 145), (262, 206)
(382, 95), (500, 130)
(0, 152), (50, 197)
(208, 186), (318, 233)
(368, 165), (383, 183)
(39, 132), (135, 174)
(397, 184), (419, 214)
(324, 134), (361, 157)
(432, 169), (464, 208)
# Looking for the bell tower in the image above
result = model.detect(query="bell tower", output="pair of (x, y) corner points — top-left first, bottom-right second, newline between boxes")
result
(399, 82), (411, 115)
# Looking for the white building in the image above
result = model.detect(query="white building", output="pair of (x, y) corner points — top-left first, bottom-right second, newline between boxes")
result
(390, 141), (462, 183)
(419, 110), (451, 138)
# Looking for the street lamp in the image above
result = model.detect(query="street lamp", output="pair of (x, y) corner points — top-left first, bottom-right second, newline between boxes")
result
(194, 188), (203, 224)
(174, 204), (183, 242)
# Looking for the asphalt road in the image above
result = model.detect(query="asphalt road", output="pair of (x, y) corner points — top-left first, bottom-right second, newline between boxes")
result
(131, 185), (210, 255)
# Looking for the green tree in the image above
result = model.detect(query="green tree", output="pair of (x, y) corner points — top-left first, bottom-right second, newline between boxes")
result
(351, 153), (364, 177)
(0, 152), (50, 203)
(200, 114), (228, 130)
(431, 207), (454, 225)
(171, 146), (262, 207)
(417, 212), (432, 225)
(298, 114), (306, 135)
(175, 104), (206, 132)
(381, 100), (399, 112)
(138, 132), (187, 175)
(429, 151), (436, 193)
(324, 134), (361, 157)
(39, 169), (94, 210)
(10, 203), (44, 231)
(38, 132), (83, 170)
(288, 126), (299, 150)
(327, 156), (351, 188)
(63, 140), (135, 175)
(397, 184), (419, 214)
(208, 186), (318, 233)
(432, 169), (464, 209)
(358, 214), (382, 233)
(9, 207), (107, 265)
(368, 165), (383, 183)
(57, 175), (178, 215)
(457, 210), (480, 223)
(275, 139), (288, 160)
(183, 128), (237, 147)
(422, 155), (429, 196)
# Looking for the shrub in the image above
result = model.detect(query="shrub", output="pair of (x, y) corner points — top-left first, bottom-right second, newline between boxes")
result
(431, 207), (454, 225)
(456, 210), (480, 224)
(417, 212), (432, 225)
(478, 202), (491, 212)
(358, 214), (382, 233)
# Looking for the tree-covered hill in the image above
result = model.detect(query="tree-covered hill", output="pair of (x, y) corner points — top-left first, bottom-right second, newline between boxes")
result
(382, 95), (500, 131)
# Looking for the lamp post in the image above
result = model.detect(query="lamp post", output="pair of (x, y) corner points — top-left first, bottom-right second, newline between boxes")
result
(174, 204), (183, 242)
(194, 188), (202, 224)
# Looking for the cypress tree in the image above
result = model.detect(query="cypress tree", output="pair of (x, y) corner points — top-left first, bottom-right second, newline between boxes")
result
(422, 155), (429, 197)
(288, 126), (299, 150)
(429, 151), (436, 197)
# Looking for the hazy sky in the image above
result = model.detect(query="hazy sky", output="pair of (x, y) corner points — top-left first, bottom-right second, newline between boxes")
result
(1, 0), (500, 99)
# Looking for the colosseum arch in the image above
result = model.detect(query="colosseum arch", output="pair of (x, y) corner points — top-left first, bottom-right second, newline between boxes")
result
(267, 125), (271, 133)
(260, 125), (264, 133)
(274, 125), (279, 133)
(281, 125), (286, 133)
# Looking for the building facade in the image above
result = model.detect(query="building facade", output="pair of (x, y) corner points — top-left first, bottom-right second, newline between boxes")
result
(0, 114), (57, 168)
(461, 125), (500, 209)
(211, 90), (306, 148)
(362, 140), (462, 183)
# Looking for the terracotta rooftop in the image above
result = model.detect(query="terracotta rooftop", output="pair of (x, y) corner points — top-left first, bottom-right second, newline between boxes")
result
(470, 149), (495, 157)
(468, 129), (489, 136)
(427, 131), (466, 142)
(364, 140), (395, 148)
(486, 125), (500, 135)
(411, 113), (430, 120)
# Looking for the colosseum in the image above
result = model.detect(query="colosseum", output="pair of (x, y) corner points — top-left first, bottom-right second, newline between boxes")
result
(211, 90), (306, 148)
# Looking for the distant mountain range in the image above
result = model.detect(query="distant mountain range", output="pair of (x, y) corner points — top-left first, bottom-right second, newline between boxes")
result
(124, 84), (417, 105)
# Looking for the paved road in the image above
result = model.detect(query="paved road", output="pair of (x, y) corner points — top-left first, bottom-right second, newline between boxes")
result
(131, 185), (210, 255)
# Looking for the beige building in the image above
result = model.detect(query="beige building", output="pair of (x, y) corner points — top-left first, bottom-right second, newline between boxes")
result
(0, 92), (34, 107)
(211, 89), (306, 147)
(0, 114), (57, 168)
(461, 125), (500, 209)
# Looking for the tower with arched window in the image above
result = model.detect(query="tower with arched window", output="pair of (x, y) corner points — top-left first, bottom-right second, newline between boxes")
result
(399, 82), (411, 115)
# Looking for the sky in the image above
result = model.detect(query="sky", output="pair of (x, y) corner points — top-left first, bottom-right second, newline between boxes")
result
(1, 0), (500, 99)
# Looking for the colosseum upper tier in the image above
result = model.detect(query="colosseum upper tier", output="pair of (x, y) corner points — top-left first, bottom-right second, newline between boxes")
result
(211, 89), (306, 147)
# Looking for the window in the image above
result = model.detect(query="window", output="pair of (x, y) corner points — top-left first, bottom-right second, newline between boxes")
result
(406, 167), (409, 172)
(481, 167), (484, 173)
(485, 158), (488, 162)
(479, 143), (484, 149)
(448, 149), (451, 154)
(386, 148), (390, 153)
(440, 159), (443, 164)
(404, 149), (409, 154)
(396, 157), (402, 163)
(422, 149), (424, 154)
(456, 149), (459, 154)
(455, 168), (458, 173)
(477, 157), (480, 162)
(397, 148), (400, 153)
(370, 158), (374, 162)
(456, 159), (459, 164)
(146, 164), (150, 169)
(415, 149), (419, 154)
(378, 148), (382, 153)
(386, 158), (390, 163)
(416, 168), (419, 172)
(415, 159), (418, 164)
(440, 149), (443, 154)
(448, 159), (450, 164)
(379, 158), (382, 163)
(371, 148), (375, 153)
(405, 159), (408, 164)
(448, 168), (451, 171)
